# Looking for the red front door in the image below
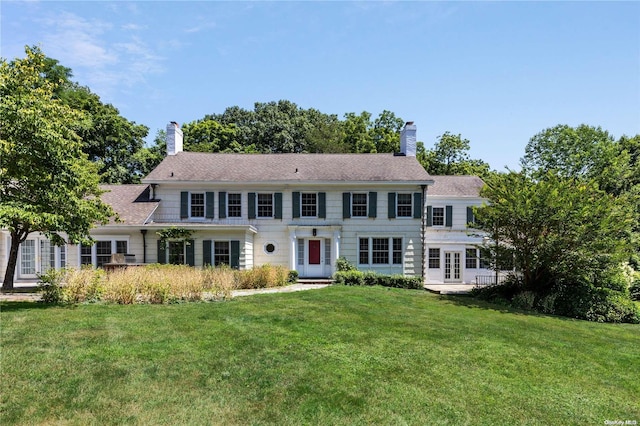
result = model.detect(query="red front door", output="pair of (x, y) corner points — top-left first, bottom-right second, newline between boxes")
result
(308, 240), (321, 265)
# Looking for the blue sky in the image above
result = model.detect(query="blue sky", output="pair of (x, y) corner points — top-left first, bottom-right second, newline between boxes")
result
(2, 1), (639, 170)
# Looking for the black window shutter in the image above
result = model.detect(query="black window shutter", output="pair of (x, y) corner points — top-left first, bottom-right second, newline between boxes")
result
(274, 193), (283, 219)
(445, 205), (453, 227)
(318, 192), (326, 219)
(427, 206), (433, 227)
(342, 192), (351, 219)
(157, 239), (166, 264)
(292, 192), (300, 218)
(186, 240), (195, 266)
(180, 191), (189, 218)
(388, 192), (396, 219)
(467, 206), (474, 225)
(230, 240), (240, 269)
(219, 192), (227, 219)
(413, 192), (423, 219)
(368, 192), (377, 218)
(203, 240), (212, 266)
(206, 192), (215, 218)
(248, 192), (256, 219)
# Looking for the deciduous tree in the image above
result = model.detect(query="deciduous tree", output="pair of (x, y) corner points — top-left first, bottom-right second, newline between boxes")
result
(0, 46), (113, 289)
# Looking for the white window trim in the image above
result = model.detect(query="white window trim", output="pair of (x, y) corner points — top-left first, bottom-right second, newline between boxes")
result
(351, 192), (369, 218)
(396, 193), (414, 218)
(227, 193), (243, 218)
(357, 236), (403, 266)
(77, 237), (130, 268)
(189, 192), (206, 220)
(301, 192), (318, 218)
(257, 193), (275, 218)
(432, 206), (446, 227)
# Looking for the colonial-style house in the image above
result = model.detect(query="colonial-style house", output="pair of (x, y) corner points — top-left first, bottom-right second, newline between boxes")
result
(0, 122), (491, 285)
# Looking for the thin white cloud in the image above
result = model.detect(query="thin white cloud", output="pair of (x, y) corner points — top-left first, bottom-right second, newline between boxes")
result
(38, 11), (165, 102)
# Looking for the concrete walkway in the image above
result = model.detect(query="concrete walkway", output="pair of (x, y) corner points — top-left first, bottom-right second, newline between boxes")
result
(424, 284), (476, 295)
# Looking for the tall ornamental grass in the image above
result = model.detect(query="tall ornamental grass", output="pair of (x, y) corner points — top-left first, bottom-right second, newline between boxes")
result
(38, 264), (291, 305)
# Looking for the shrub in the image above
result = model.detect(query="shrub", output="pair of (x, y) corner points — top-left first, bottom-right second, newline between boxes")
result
(63, 268), (104, 303)
(333, 271), (423, 290)
(37, 269), (65, 303)
(334, 270), (364, 286)
(512, 291), (536, 310)
(335, 257), (357, 271)
(288, 270), (299, 284)
(536, 293), (558, 314)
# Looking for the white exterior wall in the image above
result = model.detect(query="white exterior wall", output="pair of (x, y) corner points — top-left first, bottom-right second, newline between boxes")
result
(424, 196), (491, 285)
(150, 183), (425, 277)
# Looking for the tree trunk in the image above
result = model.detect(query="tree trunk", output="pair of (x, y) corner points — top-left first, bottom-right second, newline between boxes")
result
(2, 230), (27, 291)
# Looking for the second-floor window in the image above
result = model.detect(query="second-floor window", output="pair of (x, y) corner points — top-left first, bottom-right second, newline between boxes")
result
(432, 207), (445, 226)
(352, 193), (368, 217)
(396, 194), (413, 217)
(257, 193), (273, 218)
(191, 193), (205, 217)
(301, 193), (317, 217)
(227, 193), (241, 217)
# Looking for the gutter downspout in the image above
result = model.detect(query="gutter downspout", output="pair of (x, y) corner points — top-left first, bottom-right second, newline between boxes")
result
(141, 229), (147, 264)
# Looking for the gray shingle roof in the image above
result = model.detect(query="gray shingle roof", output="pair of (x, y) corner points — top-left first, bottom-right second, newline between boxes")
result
(100, 185), (158, 225)
(143, 152), (431, 183)
(428, 175), (485, 197)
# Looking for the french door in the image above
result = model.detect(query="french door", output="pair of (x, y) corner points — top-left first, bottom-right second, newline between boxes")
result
(444, 252), (461, 283)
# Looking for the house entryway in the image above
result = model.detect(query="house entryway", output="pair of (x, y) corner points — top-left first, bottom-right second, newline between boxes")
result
(444, 251), (462, 283)
(297, 238), (330, 278)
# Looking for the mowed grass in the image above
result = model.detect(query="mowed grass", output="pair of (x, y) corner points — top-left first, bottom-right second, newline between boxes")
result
(1, 286), (638, 425)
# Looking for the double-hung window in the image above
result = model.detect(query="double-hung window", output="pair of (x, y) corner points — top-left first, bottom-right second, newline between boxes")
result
(257, 193), (273, 218)
(214, 241), (230, 266)
(81, 240), (128, 268)
(301, 193), (317, 217)
(351, 193), (368, 217)
(227, 193), (242, 217)
(428, 248), (441, 269)
(358, 237), (403, 265)
(466, 248), (478, 269)
(396, 194), (413, 217)
(190, 193), (205, 218)
(432, 207), (445, 226)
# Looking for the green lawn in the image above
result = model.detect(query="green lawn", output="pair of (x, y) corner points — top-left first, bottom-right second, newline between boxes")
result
(1, 286), (638, 425)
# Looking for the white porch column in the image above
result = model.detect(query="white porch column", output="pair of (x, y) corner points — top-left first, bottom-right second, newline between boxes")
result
(333, 230), (340, 274)
(289, 231), (296, 271)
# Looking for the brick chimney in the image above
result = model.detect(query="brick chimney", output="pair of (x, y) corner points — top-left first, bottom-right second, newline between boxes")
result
(400, 121), (417, 156)
(166, 121), (183, 156)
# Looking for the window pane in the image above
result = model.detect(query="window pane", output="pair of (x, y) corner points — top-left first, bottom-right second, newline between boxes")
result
(81, 244), (93, 266)
(40, 240), (54, 273)
(465, 248), (478, 269)
(297, 239), (304, 265)
(428, 248), (440, 269)
(392, 238), (402, 265)
(257, 193), (273, 218)
(96, 241), (112, 267)
(214, 241), (230, 266)
(60, 245), (66, 268)
(433, 207), (445, 226)
(372, 238), (389, 264)
(168, 241), (184, 265)
(191, 193), (205, 217)
(397, 194), (412, 217)
(228, 193), (242, 217)
(301, 193), (317, 217)
(21, 240), (36, 275)
(116, 240), (128, 254)
(351, 193), (368, 217)
(359, 238), (369, 265)
(325, 239), (331, 266)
